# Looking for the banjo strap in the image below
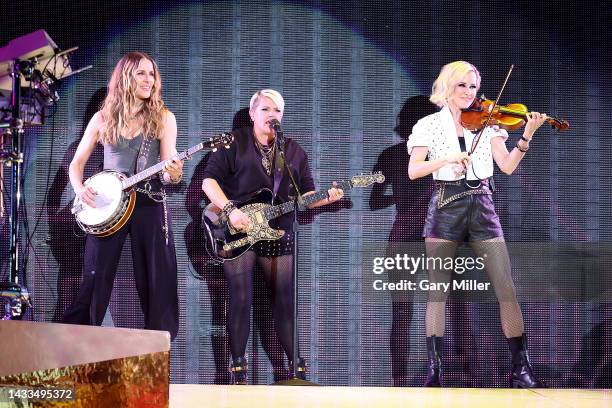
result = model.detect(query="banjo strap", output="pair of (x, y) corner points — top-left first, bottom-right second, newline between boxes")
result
(135, 134), (153, 174)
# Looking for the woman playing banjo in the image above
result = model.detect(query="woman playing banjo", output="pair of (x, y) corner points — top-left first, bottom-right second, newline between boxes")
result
(64, 52), (182, 340)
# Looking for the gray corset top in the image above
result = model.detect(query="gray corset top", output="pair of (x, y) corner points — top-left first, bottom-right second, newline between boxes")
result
(103, 134), (160, 175)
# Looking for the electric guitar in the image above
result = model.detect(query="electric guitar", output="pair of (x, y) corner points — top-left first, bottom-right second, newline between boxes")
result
(202, 173), (384, 261)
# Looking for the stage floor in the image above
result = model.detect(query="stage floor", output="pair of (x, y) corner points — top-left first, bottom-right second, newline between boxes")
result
(170, 385), (611, 408)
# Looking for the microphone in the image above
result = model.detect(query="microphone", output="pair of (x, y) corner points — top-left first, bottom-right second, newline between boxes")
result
(269, 119), (285, 154)
(269, 119), (282, 133)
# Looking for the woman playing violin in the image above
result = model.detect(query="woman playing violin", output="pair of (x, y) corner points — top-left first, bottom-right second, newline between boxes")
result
(407, 61), (547, 388)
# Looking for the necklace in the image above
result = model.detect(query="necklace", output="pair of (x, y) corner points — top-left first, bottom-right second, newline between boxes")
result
(254, 138), (276, 176)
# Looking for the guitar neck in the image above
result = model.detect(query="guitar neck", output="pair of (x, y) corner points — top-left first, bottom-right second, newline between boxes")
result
(266, 180), (353, 219)
(121, 143), (203, 189)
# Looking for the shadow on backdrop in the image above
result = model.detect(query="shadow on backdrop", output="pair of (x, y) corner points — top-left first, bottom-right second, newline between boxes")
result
(49, 87), (106, 323)
(369, 95), (435, 386)
(568, 304), (612, 388)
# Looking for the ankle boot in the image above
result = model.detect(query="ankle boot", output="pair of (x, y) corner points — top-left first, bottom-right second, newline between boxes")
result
(230, 356), (248, 385)
(507, 334), (546, 388)
(288, 357), (307, 380)
(425, 336), (442, 387)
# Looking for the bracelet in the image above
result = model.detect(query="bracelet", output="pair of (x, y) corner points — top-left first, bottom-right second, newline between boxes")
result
(159, 171), (182, 185)
(169, 172), (182, 184)
(515, 142), (529, 153)
(222, 201), (237, 218)
(521, 135), (532, 143)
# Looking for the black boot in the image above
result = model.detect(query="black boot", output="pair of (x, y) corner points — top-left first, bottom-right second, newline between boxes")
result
(288, 357), (307, 380)
(230, 356), (248, 385)
(425, 336), (442, 387)
(507, 334), (546, 388)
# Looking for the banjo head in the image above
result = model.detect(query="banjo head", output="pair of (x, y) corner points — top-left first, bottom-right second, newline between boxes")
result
(76, 171), (125, 226)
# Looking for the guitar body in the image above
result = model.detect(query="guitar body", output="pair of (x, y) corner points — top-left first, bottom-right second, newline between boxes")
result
(202, 189), (285, 261)
(72, 170), (136, 237)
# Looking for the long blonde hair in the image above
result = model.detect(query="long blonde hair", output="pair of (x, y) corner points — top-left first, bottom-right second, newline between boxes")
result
(430, 61), (481, 108)
(99, 52), (166, 144)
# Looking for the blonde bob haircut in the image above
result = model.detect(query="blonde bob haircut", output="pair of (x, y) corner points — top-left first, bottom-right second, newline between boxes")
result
(430, 61), (481, 108)
(249, 89), (285, 113)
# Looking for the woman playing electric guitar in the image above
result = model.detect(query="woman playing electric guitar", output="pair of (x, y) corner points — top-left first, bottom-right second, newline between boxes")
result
(201, 89), (344, 384)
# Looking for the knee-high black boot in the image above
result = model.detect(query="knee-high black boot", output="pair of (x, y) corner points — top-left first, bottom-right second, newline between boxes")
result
(507, 334), (546, 388)
(425, 336), (443, 387)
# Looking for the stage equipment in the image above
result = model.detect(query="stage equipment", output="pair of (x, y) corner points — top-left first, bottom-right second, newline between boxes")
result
(0, 30), (90, 319)
(266, 120), (384, 386)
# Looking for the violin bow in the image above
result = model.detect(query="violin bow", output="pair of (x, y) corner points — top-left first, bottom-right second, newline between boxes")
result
(469, 64), (514, 155)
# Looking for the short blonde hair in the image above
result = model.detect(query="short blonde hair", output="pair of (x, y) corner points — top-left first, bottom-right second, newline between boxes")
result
(249, 89), (285, 113)
(430, 61), (481, 108)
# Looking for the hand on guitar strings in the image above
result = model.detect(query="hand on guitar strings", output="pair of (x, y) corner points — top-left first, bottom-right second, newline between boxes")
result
(229, 208), (252, 232)
(76, 185), (97, 208)
(163, 155), (184, 183)
(327, 181), (344, 204)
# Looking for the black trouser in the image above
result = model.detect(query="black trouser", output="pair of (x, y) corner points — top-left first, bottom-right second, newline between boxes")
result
(63, 193), (179, 340)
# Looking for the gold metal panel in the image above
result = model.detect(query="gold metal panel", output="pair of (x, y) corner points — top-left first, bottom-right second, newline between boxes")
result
(0, 321), (170, 377)
(0, 352), (169, 408)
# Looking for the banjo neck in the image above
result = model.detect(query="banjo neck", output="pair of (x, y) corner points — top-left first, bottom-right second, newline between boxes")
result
(120, 142), (204, 190)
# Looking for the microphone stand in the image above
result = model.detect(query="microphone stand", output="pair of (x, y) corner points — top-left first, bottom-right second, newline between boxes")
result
(271, 125), (316, 386)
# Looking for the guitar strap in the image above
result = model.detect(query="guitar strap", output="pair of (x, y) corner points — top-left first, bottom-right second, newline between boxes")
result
(272, 137), (285, 201)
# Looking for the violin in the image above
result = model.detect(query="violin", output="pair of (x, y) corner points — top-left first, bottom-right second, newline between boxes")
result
(460, 98), (570, 132)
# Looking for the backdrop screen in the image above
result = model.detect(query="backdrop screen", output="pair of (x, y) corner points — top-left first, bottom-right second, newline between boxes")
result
(0, 0), (610, 387)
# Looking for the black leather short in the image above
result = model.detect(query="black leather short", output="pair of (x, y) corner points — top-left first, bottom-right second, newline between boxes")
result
(252, 232), (294, 257)
(423, 180), (503, 242)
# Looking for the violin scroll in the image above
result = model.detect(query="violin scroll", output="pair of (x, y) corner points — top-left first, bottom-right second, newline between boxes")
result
(548, 117), (570, 131)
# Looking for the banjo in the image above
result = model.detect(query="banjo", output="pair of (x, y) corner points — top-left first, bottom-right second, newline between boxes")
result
(72, 132), (234, 237)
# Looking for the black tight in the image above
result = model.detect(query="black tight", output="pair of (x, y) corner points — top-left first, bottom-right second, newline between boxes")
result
(224, 252), (295, 360)
(424, 237), (524, 338)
